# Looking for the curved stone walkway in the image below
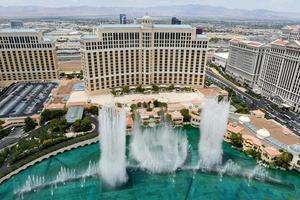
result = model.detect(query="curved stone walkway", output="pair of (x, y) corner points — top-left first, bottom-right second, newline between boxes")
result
(0, 136), (99, 184)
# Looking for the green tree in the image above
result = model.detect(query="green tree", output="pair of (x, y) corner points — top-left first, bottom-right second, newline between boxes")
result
(0, 148), (9, 167)
(66, 73), (75, 79)
(23, 117), (36, 132)
(274, 152), (293, 169)
(180, 108), (191, 122)
(142, 102), (148, 108)
(136, 85), (144, 93)
(60, 72), (66, 77)
(152, 84), (159, 92)
(137, 102), (142, 108)
(41, 109), (66, 124)
(111, 89), (117, 96)
(50, 119), (68, 133)
(80, 118), (92, 132)
(122, 86), (130, 94)
(167, 84), (175, 91)
(86, 106), (99, 115)
(73, 118), (92, 132)
(153, 100), (159, 107)
(130, 104), (137, 111)
(230, 132), (243, 148)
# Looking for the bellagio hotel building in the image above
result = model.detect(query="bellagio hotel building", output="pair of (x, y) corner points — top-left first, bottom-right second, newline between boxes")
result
(81, 16), (208, 94)
(0, 29), (58, 87)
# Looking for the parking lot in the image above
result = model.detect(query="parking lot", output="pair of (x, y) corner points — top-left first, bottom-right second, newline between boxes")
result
(0, 82), (57, 118)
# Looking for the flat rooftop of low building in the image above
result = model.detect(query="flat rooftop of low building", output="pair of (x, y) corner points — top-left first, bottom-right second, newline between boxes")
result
(66, 106), (84, 123)
(213, 52), (229, 59)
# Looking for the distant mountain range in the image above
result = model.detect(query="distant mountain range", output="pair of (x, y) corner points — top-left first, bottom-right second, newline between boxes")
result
(1, 5), (300, 21)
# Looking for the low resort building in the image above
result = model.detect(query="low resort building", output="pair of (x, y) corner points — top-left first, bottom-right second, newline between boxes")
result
(227, 112), (300, 171)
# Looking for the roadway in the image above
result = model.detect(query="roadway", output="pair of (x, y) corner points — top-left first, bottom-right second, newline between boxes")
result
(206, 69), (300, 136)
(0, 127), (24, 150)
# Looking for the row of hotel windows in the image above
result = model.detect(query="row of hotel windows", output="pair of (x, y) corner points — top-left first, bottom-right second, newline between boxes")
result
(0, 64), (56, 72)
(0, 43), (54, 49)
(1, 72), (57, 81)
(102, 32), (193, 41)
(0, 36), (39, 44)
(85, 51), (205, 77)
(0, 50), (55, 66)
(85, 49), (205, 62)
(84, 40), (207, 50)
(87, 74), (203, 91)
(260, 83), (300, 108)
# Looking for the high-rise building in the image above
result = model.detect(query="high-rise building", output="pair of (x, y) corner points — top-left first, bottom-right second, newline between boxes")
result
(226, 38), (265, 88)
(171, 17), (181, 25)
(258, 39), (300, 112)
(120, 14), (127, 24)
(80, 15), (208, 94)
(0, 29), (58, 87)
(282, 25), (300, 41)
(10, 21), (23, 29)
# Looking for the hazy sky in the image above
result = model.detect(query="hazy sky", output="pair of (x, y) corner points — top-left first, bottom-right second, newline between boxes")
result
(0, 0), (298, 13)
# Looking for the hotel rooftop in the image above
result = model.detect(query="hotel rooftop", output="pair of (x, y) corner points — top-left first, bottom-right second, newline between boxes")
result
(229, 113), (300, 155)
(268, 39), (300, 48)
(230, 38), (265, 48)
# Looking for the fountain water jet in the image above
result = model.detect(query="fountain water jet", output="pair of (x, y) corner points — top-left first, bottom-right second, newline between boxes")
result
(198, 97), (230, 169)
(99, 105), (128, 187)
(130, 119), (188, 173)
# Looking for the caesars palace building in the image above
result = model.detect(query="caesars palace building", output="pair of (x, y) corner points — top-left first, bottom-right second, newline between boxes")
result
(80, 16), (208, 94)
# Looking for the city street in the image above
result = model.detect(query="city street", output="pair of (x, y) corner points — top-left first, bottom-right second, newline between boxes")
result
(0, 127), (24, 150)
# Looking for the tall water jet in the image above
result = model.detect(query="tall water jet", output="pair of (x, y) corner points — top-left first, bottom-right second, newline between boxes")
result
(198, 97), (230, 169)
(99, 105), (128, 187)
(130, 118), (188, 173)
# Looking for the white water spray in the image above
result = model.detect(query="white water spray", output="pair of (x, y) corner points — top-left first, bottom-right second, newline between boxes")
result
(99, 105), (128, 187)
(130, 120), (188, 173)
(198, 97), (230, 169)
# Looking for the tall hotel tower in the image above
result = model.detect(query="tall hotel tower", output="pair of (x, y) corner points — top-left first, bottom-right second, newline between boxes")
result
(258, 39), (300, 112)
(0, 29), (58, 87)
(80, 16), (208, 94)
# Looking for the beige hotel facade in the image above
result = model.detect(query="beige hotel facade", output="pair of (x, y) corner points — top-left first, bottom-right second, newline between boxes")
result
(80, 16), (208, 94)
(0, 29), (58, 87)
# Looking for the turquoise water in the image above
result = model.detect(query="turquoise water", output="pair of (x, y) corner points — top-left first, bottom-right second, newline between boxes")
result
(0, 126), (299, 200)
